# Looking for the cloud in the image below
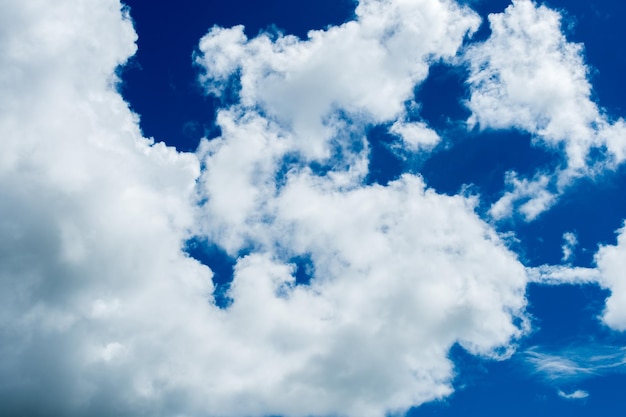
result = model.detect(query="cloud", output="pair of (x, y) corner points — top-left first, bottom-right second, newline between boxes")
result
(525, 345), (626, 382)
(0, 0), (213, 414)
(0, 0), (537, 416)
(527, 223), (626, 332)
(526, 265), (600, 285)
(526, 350), (594, 380)
(195, 0), (481, 160)
(561, 232), (578, 263)
(465, 0), (626, 220)
(488, 171), (556, 221)
(192, 1), (531, 415)
(3, 0), (625, 416)
(558, 390), (589, 400)
(595, 224), (626, 330)
(390, 120), (441, 151)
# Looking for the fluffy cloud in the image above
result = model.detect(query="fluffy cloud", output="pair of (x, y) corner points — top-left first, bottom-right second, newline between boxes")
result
(8, 0), (626, 416)
(0, 0), (535, 416)
(528, 223), (626, 332)
(0, 0), (214, 414)
(465, 0), (626, 220)
(595, 225), (626, 330)
(561, 232), (578, 263)
(196, 0), (480, 160)
(191, 1), (536, 415)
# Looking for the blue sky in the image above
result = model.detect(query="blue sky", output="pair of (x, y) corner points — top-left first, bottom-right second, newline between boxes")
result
(1, 0), (626, 416)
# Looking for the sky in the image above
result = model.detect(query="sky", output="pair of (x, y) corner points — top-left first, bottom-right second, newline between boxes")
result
(1, 0), (626, 416)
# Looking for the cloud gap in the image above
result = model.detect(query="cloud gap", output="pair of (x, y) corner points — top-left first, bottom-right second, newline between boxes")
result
(365, 124), (406, 186)
(289, 254), (315, 286)
(184, 238), (237, 308)
(415, 62), (471, 129)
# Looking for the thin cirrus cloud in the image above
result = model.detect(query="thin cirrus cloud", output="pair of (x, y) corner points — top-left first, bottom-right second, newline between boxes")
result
(526, 344), (626, 382)
(0, 1), (625, 417)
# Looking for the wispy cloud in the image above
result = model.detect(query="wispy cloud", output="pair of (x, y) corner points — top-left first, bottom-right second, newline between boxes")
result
(558, 389), (589, 400)
(1, 0), (625, 416)
(525, 345), (626, 382)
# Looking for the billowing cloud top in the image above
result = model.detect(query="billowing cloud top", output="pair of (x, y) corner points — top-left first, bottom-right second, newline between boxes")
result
(1, 0), (625, 416)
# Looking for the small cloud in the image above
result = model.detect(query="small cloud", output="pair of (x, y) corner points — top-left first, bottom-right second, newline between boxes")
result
(561, 232), (578, 262)
(526, 350), (592, 380)
(389, 120), (440, 151)
(558, 389), (589, 400)
(525, 345), (626, 382)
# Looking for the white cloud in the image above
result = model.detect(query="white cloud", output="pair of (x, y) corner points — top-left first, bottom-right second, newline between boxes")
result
(192, 1), (531, 413)
(465, 0), (626, 220)
(390, 120), (441, 150)
(0, 0), (535, 416)
(0, 0), (214, 414)
(595, 224), (626, 330)
(5, 0), (625, 416)
(488, 172), (556, 221)
(196, 0), (480, 160)
(527, 223), (626, 332)
(558, 389), (589, 400)
(525, 345), (626, 382)
(561, 232), (578, 262)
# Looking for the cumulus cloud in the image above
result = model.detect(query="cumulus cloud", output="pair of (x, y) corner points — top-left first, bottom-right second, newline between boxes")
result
(526, 350), (593, 380)
(192, 1), (531, 415)
(196, 0), (480, 160)
(595, 224), (626, 330)
(465, 0), (626, 220)
(526, 265), (600, 285)
(0, 0), (218, 415)
(4, 0), (624, 416)
(488, 171), (556, 221)
(0, 0), (537, 416)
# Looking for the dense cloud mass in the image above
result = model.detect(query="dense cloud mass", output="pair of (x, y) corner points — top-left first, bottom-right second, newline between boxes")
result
(0, 0), (625, 416)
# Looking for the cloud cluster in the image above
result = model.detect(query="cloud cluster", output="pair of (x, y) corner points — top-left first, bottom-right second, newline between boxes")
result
(1, 0), (625, 416)
(0, 0), (534, 416)
(465, 0), (626, 220)
(595, 225), (626, 330)
(196, 0), (481, 160)
(193, 1), (530, 415)
(528, 224), (626, 332)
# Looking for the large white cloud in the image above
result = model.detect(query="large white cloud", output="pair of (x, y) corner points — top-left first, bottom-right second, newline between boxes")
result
(196, 0), (480, 160)
(465, 0), (626, 220)
(193, 0), (530, 416)
(0, 0), (214, 414)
